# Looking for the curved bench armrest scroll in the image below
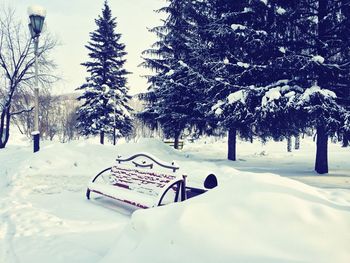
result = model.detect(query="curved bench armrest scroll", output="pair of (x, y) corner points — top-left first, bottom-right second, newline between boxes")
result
(156, 175), (187, 206)
(91, 167), (112, 183)
(116, 153), (179, 172)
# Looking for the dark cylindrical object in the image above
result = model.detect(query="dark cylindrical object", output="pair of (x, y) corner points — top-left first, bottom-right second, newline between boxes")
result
(33, 133), (40, 153)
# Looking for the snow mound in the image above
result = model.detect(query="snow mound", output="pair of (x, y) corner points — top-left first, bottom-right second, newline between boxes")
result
(311, 55), (325, 64)
(28, 5), (47, 17)
(231, 24), (246, 31)
(237, 61), (250, 68)
(279, 46), (286, 53)
(214, 107), (223, 116)
(261, 87), (281, 106)
(277, 7), (286, 15)
(228, 90), (247, 104)
(100, 172), (350, 263)
(5, 138), (184, 196)
(300, 85), (336, 103)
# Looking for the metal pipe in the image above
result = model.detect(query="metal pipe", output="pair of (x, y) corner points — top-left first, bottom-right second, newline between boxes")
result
(181, 175), (187, 201)
(33, 37), (40, 152)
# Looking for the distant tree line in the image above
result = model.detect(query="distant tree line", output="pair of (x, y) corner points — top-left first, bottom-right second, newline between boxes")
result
(140, 0), (350, 174)
(12, 90), (80, 142)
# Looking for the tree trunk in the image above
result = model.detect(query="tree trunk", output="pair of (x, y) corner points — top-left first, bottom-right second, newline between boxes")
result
(113, 126), (116, 146)
(315, 126), (328, 174)
(0, 110), (6, 148)
(294, 135), (300, 150)
(314, 1), (328, 175)
(174, 131), (180, 150)
(227, 127), (236, 161)
(100, 131), (105, 145)
(342, 134), (349, 148)
(0, 107), (11, 149)
(287, 137), (292, 152)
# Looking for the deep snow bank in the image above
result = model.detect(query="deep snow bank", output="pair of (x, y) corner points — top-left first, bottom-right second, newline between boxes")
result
(2, 138), (350, 263)
(101, 171), (350, 263)
(4, 138), (186, 195)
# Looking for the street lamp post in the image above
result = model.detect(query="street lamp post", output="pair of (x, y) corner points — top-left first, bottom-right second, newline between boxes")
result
(28, 5), (46, 153)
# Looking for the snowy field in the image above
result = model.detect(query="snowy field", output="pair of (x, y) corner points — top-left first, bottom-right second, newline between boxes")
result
(0, 134), (350, 263)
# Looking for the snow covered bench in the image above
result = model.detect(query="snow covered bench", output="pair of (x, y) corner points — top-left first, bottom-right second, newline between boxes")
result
(86, 153), (187, 209)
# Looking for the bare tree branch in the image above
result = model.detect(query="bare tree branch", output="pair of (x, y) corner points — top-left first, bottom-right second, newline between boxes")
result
(10, 106), (34, 116)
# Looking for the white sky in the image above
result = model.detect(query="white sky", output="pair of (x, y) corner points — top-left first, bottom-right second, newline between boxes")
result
(10, 0), (166, 95)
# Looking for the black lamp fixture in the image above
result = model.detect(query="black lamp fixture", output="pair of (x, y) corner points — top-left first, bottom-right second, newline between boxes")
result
(28, 6), (46, 39)
(28, 22), (36, 39)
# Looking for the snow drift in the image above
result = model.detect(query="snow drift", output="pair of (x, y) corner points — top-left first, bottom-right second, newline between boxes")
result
(1, 138), (350, 263)
(101, 170), (350, 263)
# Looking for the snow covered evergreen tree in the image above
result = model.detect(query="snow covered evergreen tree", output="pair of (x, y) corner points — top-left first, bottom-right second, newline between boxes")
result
(202, 0), (277, 160)
(140, 0), (349, 171)
(140, 0), (205, 149)
(212, 0), (350, 173)
(262, 0), (350, 173)
(76, 0), (132, 144)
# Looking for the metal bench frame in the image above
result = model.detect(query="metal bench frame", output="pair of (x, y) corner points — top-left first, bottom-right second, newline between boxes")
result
(86, 153), (187, 209)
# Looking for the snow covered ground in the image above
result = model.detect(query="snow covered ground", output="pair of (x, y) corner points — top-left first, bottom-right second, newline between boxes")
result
(185, 137), (350, 189)
(0, 134), (350, 263)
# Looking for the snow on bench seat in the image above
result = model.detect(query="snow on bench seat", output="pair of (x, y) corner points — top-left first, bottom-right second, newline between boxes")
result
(88, 181), (157, 209)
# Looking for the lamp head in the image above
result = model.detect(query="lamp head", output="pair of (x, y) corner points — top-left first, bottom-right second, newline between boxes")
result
(28, 22), (36, 39)
(28, 5), (46, 38)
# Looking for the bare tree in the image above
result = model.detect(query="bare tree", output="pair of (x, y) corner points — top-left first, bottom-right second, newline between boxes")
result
(57, 94), (79, 142)
(12, 90), (80, 142)
(37, 90), (60, 140)
(0, 6), (57, 148)
(11, 88), (34, 137)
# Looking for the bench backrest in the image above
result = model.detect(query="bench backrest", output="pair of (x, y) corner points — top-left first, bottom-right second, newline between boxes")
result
(108, 166), (178, 197)
(109, 153), (186, 207)
(87, 153), (187, 208)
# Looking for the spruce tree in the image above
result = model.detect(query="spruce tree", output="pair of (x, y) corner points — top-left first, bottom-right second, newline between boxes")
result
(263, 0), (350, 173)
(76, 0), (132, 144)
(200, 0), (274, 160)
(140, 0), (204, 149)
(208, 0), (350, 172)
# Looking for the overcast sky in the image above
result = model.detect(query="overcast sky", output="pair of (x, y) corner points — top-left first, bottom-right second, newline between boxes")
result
(10, 0), (165, 95)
